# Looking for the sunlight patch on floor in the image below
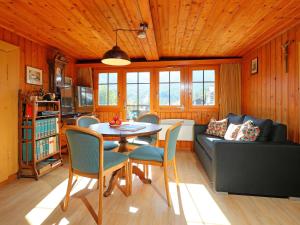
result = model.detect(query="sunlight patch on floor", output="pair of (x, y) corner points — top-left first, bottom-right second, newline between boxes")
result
(70, 177), (91, 194)
(169, 182), (180, 215)
(129, 206), (139, 214)
(87, 179), (97, 190)
(187, 184), (230, 225)
(56, 217), (69, 225)
(25, 179), (69, 225)
(170, 182), (231, 225)
(25, 177), (95, 225)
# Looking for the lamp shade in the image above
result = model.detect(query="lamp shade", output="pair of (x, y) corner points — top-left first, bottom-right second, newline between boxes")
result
(101, 46), (131, 66)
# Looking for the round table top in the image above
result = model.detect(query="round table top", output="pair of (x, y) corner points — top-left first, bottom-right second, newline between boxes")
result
(89, 122), (162, 138)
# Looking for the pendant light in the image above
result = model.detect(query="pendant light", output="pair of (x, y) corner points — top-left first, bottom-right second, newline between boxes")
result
(101, 30), (131, 66)
(101, 23), (148, 66)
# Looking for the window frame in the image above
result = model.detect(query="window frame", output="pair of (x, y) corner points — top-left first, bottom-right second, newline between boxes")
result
(94, 69), (122, 111)
(188, 65), (219, 111)
(125, 69), (153, 119)
(156, 67), (185, 112)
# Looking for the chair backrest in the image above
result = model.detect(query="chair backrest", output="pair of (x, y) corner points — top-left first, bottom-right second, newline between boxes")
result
(164, 122), (182, 161)
(136, 113), (160, 144)
(65, 126), (104, 174)
(136, 113), (159, 124)
(76, 116), (100, 128)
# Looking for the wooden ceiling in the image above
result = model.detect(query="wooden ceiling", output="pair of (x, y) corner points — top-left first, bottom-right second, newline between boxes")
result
(0, 0), (299, 60)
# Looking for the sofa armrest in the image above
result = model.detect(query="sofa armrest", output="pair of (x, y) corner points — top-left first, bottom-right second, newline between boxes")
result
(212, 141), (300, 196)
(194, 124), (208, 139)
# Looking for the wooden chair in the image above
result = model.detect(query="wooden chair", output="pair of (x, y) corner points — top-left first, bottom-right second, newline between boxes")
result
(63, 126), (129, 225)
(128, 113), (160, 178)
(76, 116), (119, 151)
(129, 113), (160, 147)
(128, 122), (182, 207)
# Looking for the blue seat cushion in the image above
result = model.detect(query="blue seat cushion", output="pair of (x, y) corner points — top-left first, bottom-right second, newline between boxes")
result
(129, 145), (164, 162)
(104, 151), (128, 171)
(104, 141), (119, 151)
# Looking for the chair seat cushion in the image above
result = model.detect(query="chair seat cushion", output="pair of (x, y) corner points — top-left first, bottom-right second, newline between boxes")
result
(104, 141), (119, 151)
(129, 145), (164, 162)
(104, 151), (128, 171)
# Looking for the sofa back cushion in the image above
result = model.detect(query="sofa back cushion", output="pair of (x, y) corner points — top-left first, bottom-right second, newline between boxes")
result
(243, 115), (273, 141)
(271, 123), (287, 143)
(226, 113), (245, 126)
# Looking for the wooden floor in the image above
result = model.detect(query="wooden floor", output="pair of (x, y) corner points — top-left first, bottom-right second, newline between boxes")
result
(1, 151), (300, 225)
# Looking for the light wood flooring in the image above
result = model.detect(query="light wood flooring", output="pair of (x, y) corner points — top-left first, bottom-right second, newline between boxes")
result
(1, 151), (300, 225)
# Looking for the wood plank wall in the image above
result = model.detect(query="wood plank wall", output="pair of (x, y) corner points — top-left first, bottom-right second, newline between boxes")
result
(242, 24), (300, 143)
(0, 26), (76, 184)
(0, 27), (76, 92)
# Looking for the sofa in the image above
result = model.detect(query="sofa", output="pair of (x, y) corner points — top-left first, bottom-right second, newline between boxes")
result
(194, 113), (300, 197)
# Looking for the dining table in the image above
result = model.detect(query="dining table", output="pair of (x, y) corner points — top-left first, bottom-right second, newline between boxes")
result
(89, 122), (162, 197)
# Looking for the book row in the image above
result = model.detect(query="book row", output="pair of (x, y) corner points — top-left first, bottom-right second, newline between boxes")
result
(22, 136), (59, 161)
(23, 118), (59, 140)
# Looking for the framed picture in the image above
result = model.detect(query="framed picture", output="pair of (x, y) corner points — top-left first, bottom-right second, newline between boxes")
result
(64, 76), (73, 86)
(251, 57), (258, 74)
(26, 66), (43, 85)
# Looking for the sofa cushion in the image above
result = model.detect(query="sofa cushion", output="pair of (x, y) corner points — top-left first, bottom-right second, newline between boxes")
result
(236, 120), (260, 142)
(226, 113), (245, 126)
(206, 118), (228, 137)
(243, 115), (273, 141)
(224, 123), (242, 140)
(196, 134), (223, 158)
(271, 123), (287, 143)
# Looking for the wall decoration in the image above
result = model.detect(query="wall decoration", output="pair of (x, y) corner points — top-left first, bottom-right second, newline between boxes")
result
(251, 57), (258, 74)
(64, 76), (72, 86)
(26, 66), (43, 85)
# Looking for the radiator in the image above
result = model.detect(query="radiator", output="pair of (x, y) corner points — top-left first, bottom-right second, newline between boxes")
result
(159, 119), (195, 141)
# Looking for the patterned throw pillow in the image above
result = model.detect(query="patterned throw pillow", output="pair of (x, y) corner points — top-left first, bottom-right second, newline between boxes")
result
(224, 124), (242, 140)
(235, 120), (260, 141)
(206, 118), (228, 137)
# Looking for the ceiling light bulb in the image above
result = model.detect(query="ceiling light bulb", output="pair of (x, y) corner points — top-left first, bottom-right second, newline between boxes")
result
(137, 30), (146, 39)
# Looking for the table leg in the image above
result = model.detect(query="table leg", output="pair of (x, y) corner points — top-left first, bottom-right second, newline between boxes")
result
(104, 137), (128, 197)
(103, 170), (120, 197)
(118, 136), (128, 153)
(104, 136), (152, 197)
(132, 165), (152, 184)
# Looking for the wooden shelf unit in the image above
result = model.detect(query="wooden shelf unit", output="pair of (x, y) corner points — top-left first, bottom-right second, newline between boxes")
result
(18, 92), (63, 180)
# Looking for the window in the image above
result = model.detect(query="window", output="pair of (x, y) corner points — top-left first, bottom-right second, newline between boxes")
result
(191, 69), (215, 106)
(159, 71), (181, 106)
(98, 72), (118, 106)
(126, 72), (150, 119)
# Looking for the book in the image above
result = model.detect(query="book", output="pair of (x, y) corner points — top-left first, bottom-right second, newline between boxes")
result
(22, 142), (32, 162)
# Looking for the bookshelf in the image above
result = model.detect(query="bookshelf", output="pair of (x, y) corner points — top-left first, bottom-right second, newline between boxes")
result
(18, 91), (63, 180)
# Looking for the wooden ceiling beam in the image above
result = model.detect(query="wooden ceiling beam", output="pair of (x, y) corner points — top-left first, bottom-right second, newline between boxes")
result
(136, 0), (159, 60)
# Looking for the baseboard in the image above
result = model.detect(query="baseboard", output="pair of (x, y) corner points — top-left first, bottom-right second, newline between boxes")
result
(215, 191), (229, 196)
(0, 173), (17, 187)
(289, 197), (300, 201)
